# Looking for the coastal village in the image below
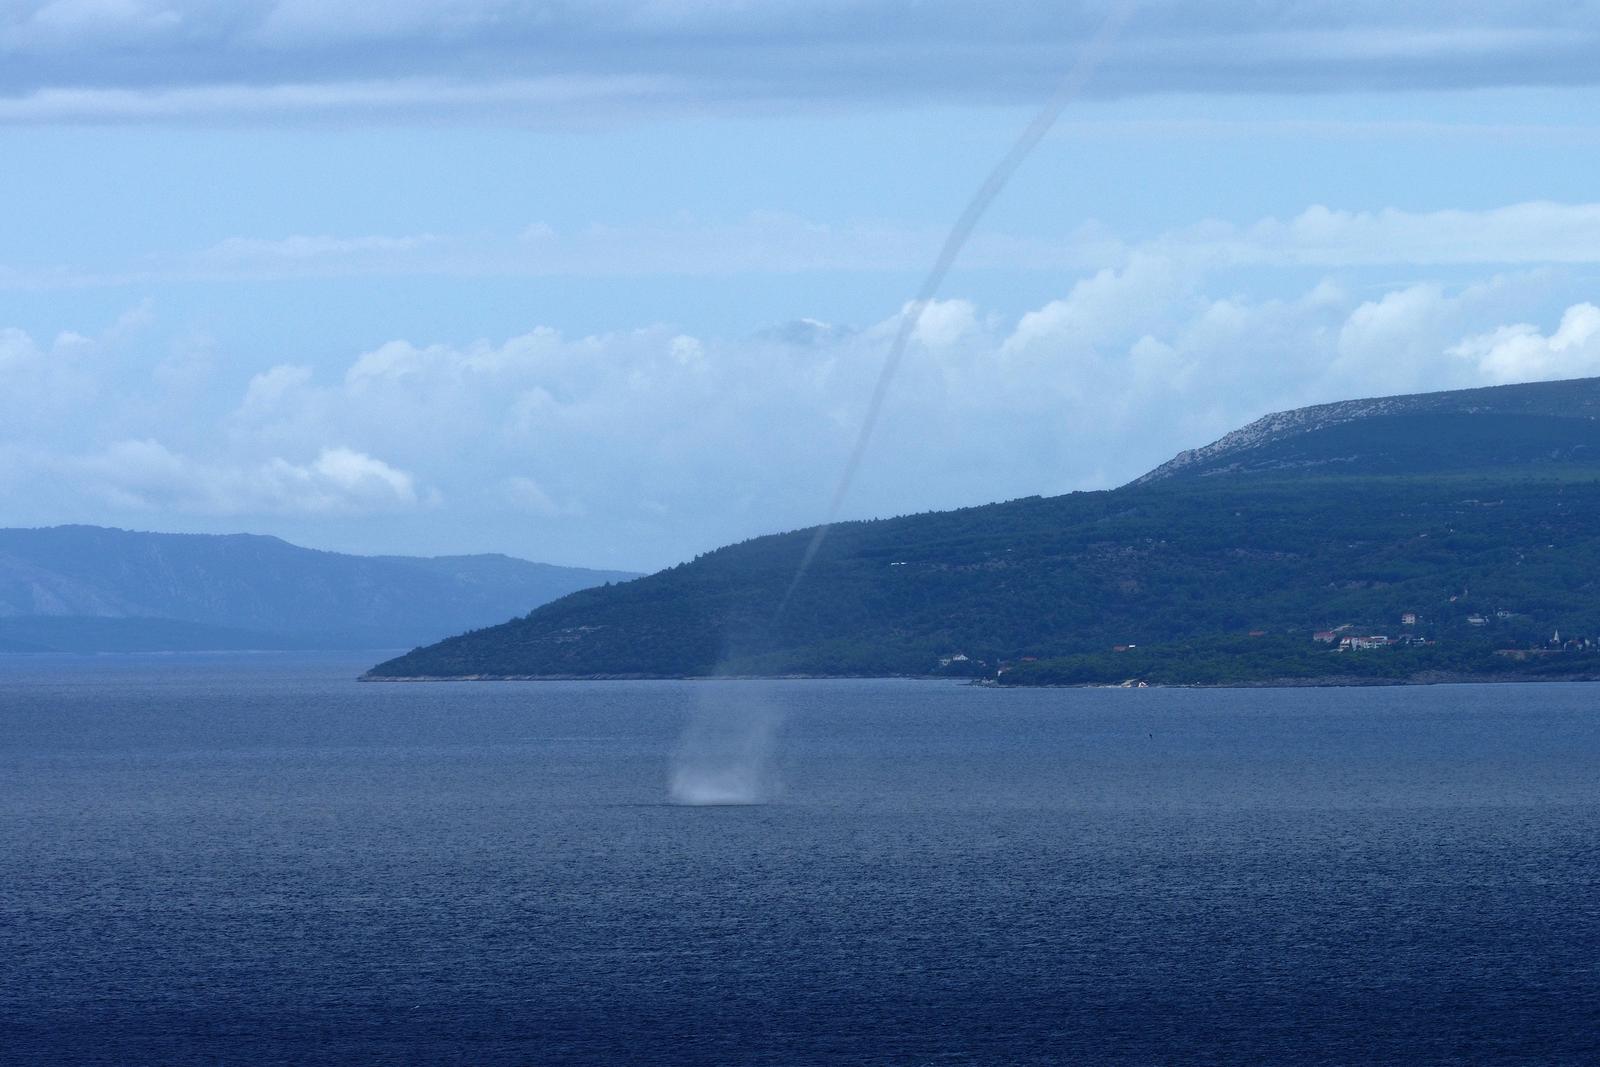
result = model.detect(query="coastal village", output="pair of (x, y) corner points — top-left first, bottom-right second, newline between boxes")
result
(973, 607), (1600, 683)
(1310, 612), (1597, 657)
(1311, 616), (1432, 652)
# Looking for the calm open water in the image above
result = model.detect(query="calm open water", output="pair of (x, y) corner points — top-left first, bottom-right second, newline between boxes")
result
(2, 653), (1598, 1065)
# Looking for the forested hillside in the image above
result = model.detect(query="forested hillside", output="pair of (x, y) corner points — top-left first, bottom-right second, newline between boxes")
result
(368, 377), (1600, 684)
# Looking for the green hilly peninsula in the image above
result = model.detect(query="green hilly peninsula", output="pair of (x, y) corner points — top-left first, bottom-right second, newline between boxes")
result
(369, 376), (1600, 686)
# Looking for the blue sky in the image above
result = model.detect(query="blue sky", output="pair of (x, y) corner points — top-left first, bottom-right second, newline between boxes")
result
(5, 1), (1600, 570)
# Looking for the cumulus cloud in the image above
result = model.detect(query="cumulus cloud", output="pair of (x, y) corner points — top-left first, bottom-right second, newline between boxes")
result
(1452, 303), (1600, 384)
(189, 268), (1598, 558)
(5, 231), (1600, 566)
(0, 323), (104, 433)
(68, 440), (426, 515)
(2, 2), (1600, 123)
(240, 363), (314, 414)
(911, 299), (979, 348)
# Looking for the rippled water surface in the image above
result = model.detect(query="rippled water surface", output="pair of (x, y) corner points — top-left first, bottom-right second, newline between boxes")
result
(3, 654), (1599, 1064)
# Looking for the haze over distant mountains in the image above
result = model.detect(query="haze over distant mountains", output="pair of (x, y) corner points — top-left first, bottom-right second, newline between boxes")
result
(0, 526), (638, 653)
(369, 375), (1600, 684)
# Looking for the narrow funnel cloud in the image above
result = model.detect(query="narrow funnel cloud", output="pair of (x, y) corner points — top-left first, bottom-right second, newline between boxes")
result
(669, 5), (1134, 806)
(778, 0), (1137, 616)
(668, 687), (781, 806)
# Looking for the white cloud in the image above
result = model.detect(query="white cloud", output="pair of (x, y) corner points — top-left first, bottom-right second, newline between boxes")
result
(241, 363), (313, 408)
(208, 263), (1598, 549)
(1005, 253), (1191, 358)
(5, 215), (1600, 566)
(0, 324), (101, 434)
(311, 446), (423, 506)
(911, 299), (978, 348)
(1325, 283), (1478, 396)
(1451, 303), (1600, 384)
(68, 439), (426, 515)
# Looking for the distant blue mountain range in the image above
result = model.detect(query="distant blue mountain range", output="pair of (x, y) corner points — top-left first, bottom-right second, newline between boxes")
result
(0, 526), (640, 653)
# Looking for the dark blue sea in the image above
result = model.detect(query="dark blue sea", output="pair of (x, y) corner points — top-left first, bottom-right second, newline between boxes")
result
(3, 654), (1598, 1065)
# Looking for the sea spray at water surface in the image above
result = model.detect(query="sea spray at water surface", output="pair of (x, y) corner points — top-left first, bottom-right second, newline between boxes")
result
(668, 684), (783, 806)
